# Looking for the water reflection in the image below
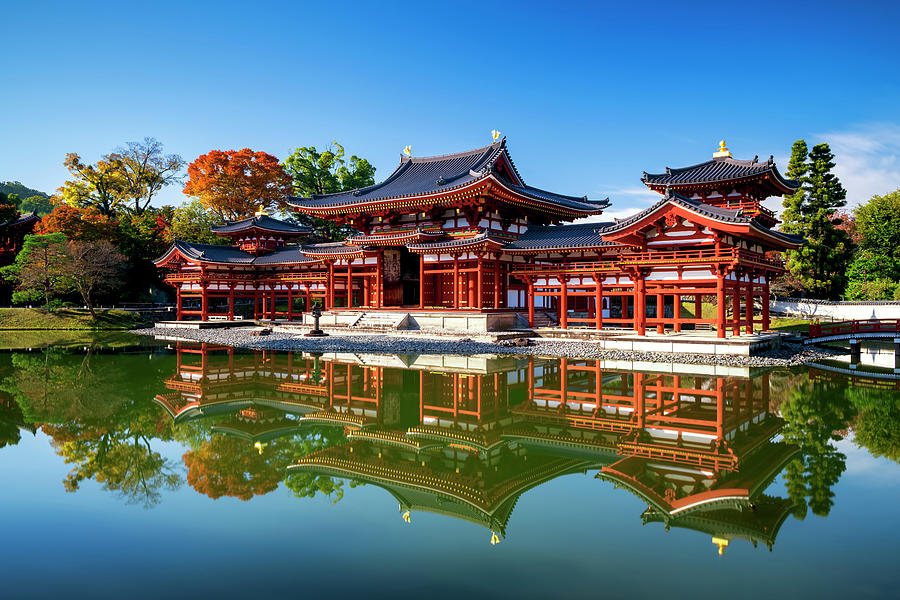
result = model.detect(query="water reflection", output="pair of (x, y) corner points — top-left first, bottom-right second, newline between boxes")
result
(3, 342), (898, 554)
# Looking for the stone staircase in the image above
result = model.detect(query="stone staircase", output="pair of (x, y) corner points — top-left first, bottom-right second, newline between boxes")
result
(351, 312), (409, 331)
(515, 311), (558, 329)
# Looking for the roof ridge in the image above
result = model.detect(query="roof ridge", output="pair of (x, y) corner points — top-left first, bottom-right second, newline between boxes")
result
(401, 139), (503, 164)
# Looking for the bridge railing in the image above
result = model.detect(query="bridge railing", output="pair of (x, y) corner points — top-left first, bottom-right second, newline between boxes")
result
(808, 319), (900, 338)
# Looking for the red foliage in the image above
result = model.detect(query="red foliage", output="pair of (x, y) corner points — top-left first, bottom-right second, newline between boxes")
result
(36, 205), (119, 242)
(183, 148), (292, 220)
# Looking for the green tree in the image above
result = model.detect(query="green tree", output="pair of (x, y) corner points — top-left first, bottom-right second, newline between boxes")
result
(20, 194), (55, 216)
(843, 189), (900, 299)
(0, 233), (71, 308)
(780, 141), (852, 298)
(283, 142), (376, 240)
(170, 199), (227, 245)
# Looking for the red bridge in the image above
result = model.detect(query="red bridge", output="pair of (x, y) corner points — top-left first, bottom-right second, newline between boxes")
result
(805, 319), (900, 344)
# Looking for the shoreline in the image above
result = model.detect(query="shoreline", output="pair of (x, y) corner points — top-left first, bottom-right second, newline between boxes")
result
(136, 325), (845, 367)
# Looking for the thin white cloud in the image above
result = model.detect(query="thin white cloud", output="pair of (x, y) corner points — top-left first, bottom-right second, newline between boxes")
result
(819, 123), (900, 208)
(575, 186), (661, 225)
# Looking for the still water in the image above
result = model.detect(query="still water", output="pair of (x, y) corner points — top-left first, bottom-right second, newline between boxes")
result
(1, 338), (899, 599)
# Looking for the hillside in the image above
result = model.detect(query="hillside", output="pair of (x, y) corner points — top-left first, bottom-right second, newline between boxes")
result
(0, 181), (49, 199)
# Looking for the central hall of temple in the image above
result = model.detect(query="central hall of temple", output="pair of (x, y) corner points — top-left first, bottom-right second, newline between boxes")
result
(155, 137), (802, 337)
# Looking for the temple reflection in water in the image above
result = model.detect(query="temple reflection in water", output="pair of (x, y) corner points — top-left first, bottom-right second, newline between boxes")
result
(153, 343), (801, 554)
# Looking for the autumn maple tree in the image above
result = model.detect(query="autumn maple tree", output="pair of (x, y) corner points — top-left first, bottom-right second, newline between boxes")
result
(183, 149), (293, 221)
(36, 204), (119, 242)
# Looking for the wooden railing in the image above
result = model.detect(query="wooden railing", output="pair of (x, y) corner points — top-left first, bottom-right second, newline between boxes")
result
(809, 319), (900, 339)
(510, 248), (784, 277)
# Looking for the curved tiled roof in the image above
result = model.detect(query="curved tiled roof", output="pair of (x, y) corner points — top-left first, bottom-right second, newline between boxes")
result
(212, 214), (310, 235)
(156, 240), (323, 266)
(599, 191), (804, 247)
(504, 223), (618, 253)
(406, 232), (505, 252)
(288, 138), (603, 215)
(642, 156), (798, 194)
(300, 242), (366, 257)
(0, 212), (39, 230)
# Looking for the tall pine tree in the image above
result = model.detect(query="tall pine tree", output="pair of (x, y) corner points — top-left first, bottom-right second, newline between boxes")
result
(780, 140), (852, 298)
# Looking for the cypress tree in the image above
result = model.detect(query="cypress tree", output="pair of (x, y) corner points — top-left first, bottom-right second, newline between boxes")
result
(780, 141), (852, 298)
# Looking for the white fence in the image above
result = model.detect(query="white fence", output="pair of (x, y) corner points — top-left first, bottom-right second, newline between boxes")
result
(772, 298), (900, 320)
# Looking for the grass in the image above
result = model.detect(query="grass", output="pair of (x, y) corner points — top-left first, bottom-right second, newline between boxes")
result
(0, 308), (146, 330)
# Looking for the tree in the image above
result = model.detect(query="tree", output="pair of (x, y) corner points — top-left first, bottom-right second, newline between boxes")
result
(283, 142), (376, 240)
(0, 233), (71, 308)
(843, 189), (900, 300)
(60, 240), (127, 318)
(170, 199), (227, 245)
(849, 386), (900, 464)
(20, 194), (55, 216)
(183, 149), (292, 221)
(36, 204), (119, 242)
(780, 141), (852, 298)
(182, 434), (289, 500)
(110, 137), (185, 215)
(58, 152), (129, 216)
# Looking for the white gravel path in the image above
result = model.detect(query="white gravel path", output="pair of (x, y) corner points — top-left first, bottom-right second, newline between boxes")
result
(136, 326), (844, 367)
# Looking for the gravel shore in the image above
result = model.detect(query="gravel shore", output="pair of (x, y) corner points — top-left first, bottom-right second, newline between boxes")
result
(137, 325), (844, 367)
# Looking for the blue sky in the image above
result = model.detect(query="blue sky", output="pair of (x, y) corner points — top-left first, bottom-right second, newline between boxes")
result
(2, 0), (899, 220)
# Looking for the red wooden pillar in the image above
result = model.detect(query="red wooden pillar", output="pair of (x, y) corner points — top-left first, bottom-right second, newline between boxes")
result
(375, 252), (383, 308)
(634, 276), (646, 336)
(347, 261), (354, 309)
(176, 287), (183, 320)
(594, 277), (603, 330)
(327, 261), (335, 310)
(419, 254), (425, 309)
(716, 272), (726, 338)
(200, 284), (209, 321)
(623, 294), (629, 328)
(745, 276), (754, 334)
(288, 287), (294, 321)
(476, 257), (483, 310)
(560, 277), (568, 329)
(656, 291), (664, 334)
(674, 293), (682, 332)
(453, 255), (460, 309)
(269, 286), (276, 320)
(493, 259), (501, 309)
(732, 277), (741, 336)
(762, 279), (771, 331)
(695, 293), (702, 325)
(527, 279), (535, 327)
(228, 285), (235, 320)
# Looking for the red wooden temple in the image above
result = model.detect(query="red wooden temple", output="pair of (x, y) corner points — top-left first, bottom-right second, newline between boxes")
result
(155, 138), (801, 336)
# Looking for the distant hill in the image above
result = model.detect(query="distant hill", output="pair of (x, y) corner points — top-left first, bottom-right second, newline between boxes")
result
(0, 181), (54, 215)
(0, 181), (49, 199)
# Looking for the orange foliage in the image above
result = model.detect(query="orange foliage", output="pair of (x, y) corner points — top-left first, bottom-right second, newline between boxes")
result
(183, 435), (283, 500)
(183, 148), (292, 221)
(37, 205), (119, 242)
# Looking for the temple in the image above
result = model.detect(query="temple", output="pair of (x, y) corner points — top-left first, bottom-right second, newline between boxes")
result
(155, 138), (801, 337)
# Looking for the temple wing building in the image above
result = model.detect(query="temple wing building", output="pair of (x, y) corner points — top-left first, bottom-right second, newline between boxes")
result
(156, 138), (801, 337)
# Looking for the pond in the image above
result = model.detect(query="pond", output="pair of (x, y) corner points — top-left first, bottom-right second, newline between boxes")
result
(1, 336), (899, 599)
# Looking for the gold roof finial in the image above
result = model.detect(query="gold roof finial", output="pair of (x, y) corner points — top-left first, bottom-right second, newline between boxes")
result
(402, 510), (411, 523)
(403, 145), (412, 157)
(713, 140), (732, 158)
(491, 129), (501, 142)
(490, 531), (501, 545)
(253, 441), (267, 455)
(254, 204), (268, 217)
(712, 536), (730, 555)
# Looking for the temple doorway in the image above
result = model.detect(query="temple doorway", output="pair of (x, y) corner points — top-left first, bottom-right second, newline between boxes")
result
(382, 248), (420, 307)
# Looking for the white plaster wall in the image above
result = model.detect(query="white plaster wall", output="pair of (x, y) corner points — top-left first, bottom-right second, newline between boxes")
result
(772, 300), (900, 320)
